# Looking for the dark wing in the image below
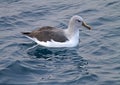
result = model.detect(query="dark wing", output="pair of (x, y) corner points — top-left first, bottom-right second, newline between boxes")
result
(36, 26), (55, 31)
(22, 26), (68, 42)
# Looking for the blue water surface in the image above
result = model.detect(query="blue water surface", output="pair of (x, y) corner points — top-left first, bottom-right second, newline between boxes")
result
(0, 0), (120, 85)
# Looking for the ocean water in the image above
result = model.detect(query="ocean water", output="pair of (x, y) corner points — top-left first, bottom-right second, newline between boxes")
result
(0, 0), (120, 85)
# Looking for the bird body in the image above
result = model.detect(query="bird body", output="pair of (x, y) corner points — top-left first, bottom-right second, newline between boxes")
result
(22, 15), (91, 47)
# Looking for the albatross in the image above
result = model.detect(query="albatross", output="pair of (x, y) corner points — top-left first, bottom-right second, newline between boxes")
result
(22, 15), (91, 47)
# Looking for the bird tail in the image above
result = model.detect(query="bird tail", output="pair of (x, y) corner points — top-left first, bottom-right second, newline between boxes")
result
(21, 32), (31, 36)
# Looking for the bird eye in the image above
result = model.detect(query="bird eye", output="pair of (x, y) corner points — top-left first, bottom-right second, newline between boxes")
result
(77, 20), (81, 22)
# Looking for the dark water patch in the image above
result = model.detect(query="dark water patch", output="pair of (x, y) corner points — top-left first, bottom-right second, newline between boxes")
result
(0, 16), (18, 30)
(101, 80), (120, 85)
(0, 40), (4, 45)
(98, 16), (119, 22)
(19, 42), (36, 50)
(103, 29), (120, 38)
(19, 11), (38, 18)
(79, 74), (98, 82)
(50, 3), (72, 11)
(13, 21), (29, 27)
(105, 1), (119, 7)
(1, 60), (30, 74)
(89, 20), (103, 27)
(81, 9), (98, 14)
(19, 9), (53, 19)
(0, 60), (51, 78)
(56, 22), (67, 29)
(101, 55), (120, 64)
(0, 0), (20, 4)
(99, 71), (112, 75)
(0, 22), (13, 30)
(0, 60), (33, 84)
(34, 6), (49, 11)
(0, 16), (16, 22)
(0, 15), (25, 29)
(11, 15), (23, 19)
(54, 51), (68, 57)
(27, 47), (53, 59)
(67, 73), (98, 85)
(92, 46), (115, 56)
(75, 59), (88, 67)
(0, 43), (21, 58)
(113, 66), (120, 70)
(0, 58), (12, 71)
(0, 19), (13, 28)
(17, 42), (37, 58)
(89, 41), (101, 47)
(81, 32), (91, 37)
(59, 48), (79, 57)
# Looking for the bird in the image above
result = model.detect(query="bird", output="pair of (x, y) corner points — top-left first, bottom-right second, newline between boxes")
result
(22, 15), (91, 47)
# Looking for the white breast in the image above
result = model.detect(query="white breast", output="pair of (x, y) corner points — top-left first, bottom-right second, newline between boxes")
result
(26, 33), (79, 48)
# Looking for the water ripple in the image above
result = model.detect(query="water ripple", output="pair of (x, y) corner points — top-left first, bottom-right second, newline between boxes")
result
(105, 1), (119, 7)
(0, 0), (120, 85)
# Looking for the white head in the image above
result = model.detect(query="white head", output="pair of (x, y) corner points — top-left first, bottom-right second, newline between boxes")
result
(69, 15), (91, 30)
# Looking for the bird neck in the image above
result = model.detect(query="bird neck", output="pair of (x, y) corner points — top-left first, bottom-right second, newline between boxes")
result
(68, 21), (79, 34)
(65, 22), (79, 39)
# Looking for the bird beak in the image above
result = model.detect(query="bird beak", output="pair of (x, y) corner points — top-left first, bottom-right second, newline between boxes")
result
(82, 21), (92, 30)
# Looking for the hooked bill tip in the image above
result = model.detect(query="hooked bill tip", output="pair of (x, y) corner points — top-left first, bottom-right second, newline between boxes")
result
(82, 21), (92, 30)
